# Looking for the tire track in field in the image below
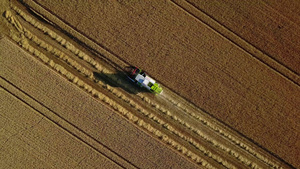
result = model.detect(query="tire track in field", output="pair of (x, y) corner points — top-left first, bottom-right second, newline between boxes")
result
(4, 10), (218, 169)
(0, 77), (130, 169)
(10, 5), (276, 169)
(7, 5), (263, 169)
(8, 3), (286, 169)
(7, 9), (230, 169)
(170, 0), (299, 87)
(169, 1), (296, 168)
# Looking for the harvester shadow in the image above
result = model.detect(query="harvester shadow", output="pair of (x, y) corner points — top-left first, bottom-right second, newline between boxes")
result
(93, 71), (150, 95)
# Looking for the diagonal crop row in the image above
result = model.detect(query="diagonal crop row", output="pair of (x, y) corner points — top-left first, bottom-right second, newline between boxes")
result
(162, 95), (283, 169)
(14, 3), (285, 168)
(6, 10), (238, 169)
(9, 5), (281, 169)
(4, 9), (220, 169)
(4, 14), (215, 169)
(8, 6), (247, 167)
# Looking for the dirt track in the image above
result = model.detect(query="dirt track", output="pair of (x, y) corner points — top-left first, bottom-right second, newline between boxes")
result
(0, 0), (299, 168)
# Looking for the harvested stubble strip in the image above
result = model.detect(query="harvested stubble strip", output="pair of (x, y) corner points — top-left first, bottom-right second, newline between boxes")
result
(5, 11), (218, 169)
(168, 100), (282, 169)
(9, 6), (271, 168)
(11, 8), (272, 169)
(12, 5), (282, 168)
(137, 93), (280, 168)
(43, 29), (267, 167)
(21, 27), (93, 79)
(12, 5), (101, 69)
(95, 79), (234, 167)
(150, 103), (262, 168)
(9, 9), (239, 169)
(8, 8), (278, 168)
(18, 39), (215, 169)
(160, 95), (281, 169)
(95, 81), (237, 167)
(4, 11), (23, 33)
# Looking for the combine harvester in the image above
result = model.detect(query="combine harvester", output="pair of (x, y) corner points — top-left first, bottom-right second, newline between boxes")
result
(126, 66), (163, 94)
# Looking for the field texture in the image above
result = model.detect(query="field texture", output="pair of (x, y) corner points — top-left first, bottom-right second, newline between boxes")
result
(0, 0), (299, 168)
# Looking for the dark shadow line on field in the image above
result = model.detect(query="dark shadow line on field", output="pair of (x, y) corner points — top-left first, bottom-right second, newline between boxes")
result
(160, 78), (298, 168)
(168, 2), (298, 167)
(17, 1), (296, 167)
(0, 76), (138, 169)
(171, 0), (300, 87)
(93, 71), (150, 95)
(21, 0), (128, 73)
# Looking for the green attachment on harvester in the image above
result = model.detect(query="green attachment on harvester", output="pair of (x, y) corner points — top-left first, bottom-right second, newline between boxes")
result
(151, 83), (163, 94)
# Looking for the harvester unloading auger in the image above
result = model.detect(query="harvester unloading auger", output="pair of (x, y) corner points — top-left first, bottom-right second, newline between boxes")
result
(125, 66), (163, 94)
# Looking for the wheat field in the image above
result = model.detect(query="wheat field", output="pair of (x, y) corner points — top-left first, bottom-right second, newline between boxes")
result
(0, 0), (299, 168)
